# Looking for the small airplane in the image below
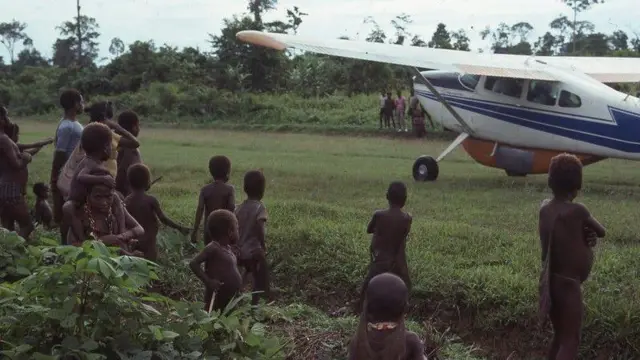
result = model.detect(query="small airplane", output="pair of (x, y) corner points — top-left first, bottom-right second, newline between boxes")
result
(236, 30), (640, 181)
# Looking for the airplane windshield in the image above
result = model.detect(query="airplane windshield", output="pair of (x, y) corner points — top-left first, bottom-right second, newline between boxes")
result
(558, 90), (582, 108)
(527, 80), (560, 106)
(459, 74), (480, 90)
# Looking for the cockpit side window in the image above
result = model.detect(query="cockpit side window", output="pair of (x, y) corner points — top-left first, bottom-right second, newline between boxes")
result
(558, 90), (582, 108)
(459, 74), (480, 90)
(527, 80), (559, 106)
(484, 76), (524, 98)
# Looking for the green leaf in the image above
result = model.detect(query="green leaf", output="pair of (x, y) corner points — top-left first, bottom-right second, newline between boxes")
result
(250, 322), (265, 337)
(161, 330), (180, 340)
(97, 258), (116, 279)
(86, 354), (106, 360)
(81, 339), (99, 351)
(61, 313), (79, 329)
(15, 266), (31, 275)
(32, 353), (58, 360)
(244, 333), (260, 347)
(13, 344), (33, 354)
(61, 335), (80, 349)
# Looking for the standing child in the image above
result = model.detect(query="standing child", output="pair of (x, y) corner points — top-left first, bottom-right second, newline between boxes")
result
(60, 123), (115, 243)
(357, 181), (412, 313)
(191, 155), (236, 245)
(235, 169), (270, 305)
(395, 90), (406, 132)
(384, 92), (395, 129)
(538, 153), (605, 360)
(32, 182), (53, 229)
(348, 273), (425, 360)
(124, 163), (190, 261)
(115, 110), (142, 197)
(189, 209), (243, 313)
(50, 89), (84, 228)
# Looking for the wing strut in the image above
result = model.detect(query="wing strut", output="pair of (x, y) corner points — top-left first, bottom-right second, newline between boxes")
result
(409, 67), (475, 136)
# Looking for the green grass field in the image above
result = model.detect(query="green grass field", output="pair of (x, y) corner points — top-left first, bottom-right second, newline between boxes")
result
(15, 120), (640, 359)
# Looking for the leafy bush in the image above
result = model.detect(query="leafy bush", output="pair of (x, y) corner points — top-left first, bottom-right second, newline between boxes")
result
(0, 232), (284, 359)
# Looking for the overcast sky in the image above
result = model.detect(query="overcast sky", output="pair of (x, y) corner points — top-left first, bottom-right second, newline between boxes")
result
(3, 0), (638, 62)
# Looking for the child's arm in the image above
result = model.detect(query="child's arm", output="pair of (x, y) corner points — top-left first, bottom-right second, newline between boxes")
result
(190, 189), (205, 243)
(104, 120), (140, 149)
(366, 211), (378, 234)
(189, 245), (222, 289)
(0, 137), (30, 169)
(65, 206), (85, 245)
(118, 206), (145, 243)
(18, 137), (54, 150)
(227, 186), (236, 213)
(77, 167), (116, 187)
(256, 205), (268, 250)
(579, 204), (606, 238)
(151, 195), (190, 234)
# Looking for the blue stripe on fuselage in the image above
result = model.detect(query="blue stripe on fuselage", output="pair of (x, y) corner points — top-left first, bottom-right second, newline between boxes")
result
(415, 90), (640, 153)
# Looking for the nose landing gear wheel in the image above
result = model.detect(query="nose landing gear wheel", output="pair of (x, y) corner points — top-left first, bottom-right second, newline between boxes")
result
(412, 156), (439, 181)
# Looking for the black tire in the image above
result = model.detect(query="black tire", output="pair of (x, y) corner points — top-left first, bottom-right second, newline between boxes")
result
(412, 156), (439, 181)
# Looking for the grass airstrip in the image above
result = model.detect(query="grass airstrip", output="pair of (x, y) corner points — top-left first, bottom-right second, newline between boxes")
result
(16, 120), (640, 359)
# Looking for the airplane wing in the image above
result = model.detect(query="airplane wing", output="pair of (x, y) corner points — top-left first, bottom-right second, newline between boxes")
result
(236, 30), (640, 83)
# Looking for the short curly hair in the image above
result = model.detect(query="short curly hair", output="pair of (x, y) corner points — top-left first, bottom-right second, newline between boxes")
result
(206, 209), (237, 240)
(548, 153), (582, 197)
(117, 110), (139, 134)
(81, 122), (112, 157)
(243, 170), (265, 199)
(127, 163), (150, 191)
(59, 88), (82, 111)
(32, 182), (49, 198)
(85, 101), (114, 122)
(208, 155), (231, 181)
(386, 181), (407, 207)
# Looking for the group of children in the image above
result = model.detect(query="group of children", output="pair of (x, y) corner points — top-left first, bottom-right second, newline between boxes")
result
(0, 87), (609, 358)
(378, 90), (431, 138)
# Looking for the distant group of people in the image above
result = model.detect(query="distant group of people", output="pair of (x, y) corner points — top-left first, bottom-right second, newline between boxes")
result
(0, 87), (609, 359)
(378, 89), (433, 138)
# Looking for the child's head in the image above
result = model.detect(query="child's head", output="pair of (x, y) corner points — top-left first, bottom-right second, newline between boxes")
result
(206, 209), (239, 245)
(127, 163), (151, 191)
(396, 90), (402, 97)
(244, 169), (265, 200)
(117, 110), (140, 137)
(86, 167), (115, 214)
(208, 155), (231, 182)
(548, 153), (582, 200)
(85, 101), (114, 123)
(81, 122), (112, 161)
(365, 273), (408, 322)
(33, 182), (50, 199)
(59, 88), (84, 114)
(386, 181), (407, 207)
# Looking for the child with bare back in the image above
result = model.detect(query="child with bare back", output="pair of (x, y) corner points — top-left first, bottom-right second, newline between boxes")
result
(68, 122), (116, 204)
(189, 209), (242, 313)
(115, 110), (142, 197)
(32, 182), (53, 229)
(190, 156), (235, 245)
(357, 181), (412, 312)
(235, 170), (270, 305)
(124, 163), (190, 261)
(65, 167), (144, 255)
(348, 273), (425, 360)
(60, 123), (115, 243)
(539, 153), (606, 360)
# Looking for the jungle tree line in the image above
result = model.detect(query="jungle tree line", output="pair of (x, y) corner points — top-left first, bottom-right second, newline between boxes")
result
(0, 0), (638, 115)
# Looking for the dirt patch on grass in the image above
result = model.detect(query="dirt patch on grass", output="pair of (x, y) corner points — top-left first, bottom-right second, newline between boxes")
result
(271, 274), (628, 360)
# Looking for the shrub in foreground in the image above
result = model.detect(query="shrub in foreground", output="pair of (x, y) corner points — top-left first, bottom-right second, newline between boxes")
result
(0, 231), (283, 359)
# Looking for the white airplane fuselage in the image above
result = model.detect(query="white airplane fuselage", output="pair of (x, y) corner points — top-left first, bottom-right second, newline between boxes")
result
(415, 67), (640, 161)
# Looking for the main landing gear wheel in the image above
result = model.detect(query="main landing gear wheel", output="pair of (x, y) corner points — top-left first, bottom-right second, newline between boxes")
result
(413, 156), (439, 181)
